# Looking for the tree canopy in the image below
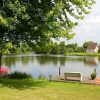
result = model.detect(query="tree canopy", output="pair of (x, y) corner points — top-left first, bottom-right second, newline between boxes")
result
(0, 0), (95, 42)
(0, 0), (95, 56)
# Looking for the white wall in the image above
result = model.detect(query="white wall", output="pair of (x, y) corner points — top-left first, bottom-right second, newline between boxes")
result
(86, 46), (99, 53)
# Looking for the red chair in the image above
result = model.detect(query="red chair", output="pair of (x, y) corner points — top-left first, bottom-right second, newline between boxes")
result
(0, 67), (8, 77)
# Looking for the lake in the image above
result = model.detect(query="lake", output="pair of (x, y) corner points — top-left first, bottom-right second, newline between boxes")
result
(1, 54), (100, 79)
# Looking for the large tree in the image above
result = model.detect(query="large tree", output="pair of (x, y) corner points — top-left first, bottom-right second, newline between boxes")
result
(0, 0), (95, 66)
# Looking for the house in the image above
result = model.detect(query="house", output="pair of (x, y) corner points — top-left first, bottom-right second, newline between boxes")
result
(86, 43), (99, 53)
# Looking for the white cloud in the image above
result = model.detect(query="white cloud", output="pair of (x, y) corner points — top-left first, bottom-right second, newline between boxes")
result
(69, 0), (100, 45)
(84, 16), (100, 23)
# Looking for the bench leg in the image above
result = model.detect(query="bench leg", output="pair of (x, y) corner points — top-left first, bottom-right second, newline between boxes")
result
(80, 76), (82, 82)
(64, 77), (67, 81)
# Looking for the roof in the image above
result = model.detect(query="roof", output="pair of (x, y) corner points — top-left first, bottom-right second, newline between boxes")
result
(87, 43), (98, 50)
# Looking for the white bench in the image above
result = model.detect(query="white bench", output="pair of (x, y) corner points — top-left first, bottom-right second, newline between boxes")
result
(64, 72), (82, 82)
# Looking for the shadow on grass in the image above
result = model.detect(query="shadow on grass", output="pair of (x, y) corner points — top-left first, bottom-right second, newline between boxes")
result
(0, 78), (48, 90)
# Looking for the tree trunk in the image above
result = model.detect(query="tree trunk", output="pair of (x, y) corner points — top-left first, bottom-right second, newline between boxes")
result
(0, 32), (3, 68)
(0, 53), (2, 68)
(59, 66), (61, 75)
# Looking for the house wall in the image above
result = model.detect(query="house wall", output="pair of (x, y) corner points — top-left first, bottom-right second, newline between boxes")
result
(86, 46), (99, 53)
(94, 46), (99, 52)
(86, 49), (95, 53)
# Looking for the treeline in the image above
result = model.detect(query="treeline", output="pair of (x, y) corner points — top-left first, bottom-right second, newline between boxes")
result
(2, 42), (31, 55)
(3, 41), (100, 55)
(34, 42), (85, 54)
(33, 41), (100, 54)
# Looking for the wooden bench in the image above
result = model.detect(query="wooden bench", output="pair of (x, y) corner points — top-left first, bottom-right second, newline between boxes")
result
(64, 72), (82, 82)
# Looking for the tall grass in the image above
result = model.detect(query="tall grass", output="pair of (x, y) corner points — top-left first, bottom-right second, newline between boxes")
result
(8, 72), (32, 79)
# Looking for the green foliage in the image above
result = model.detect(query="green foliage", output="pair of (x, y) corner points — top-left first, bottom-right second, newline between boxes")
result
(0, 0), (95, 46)
(0, 0), (95, 65)
(90, 68), (97, 80)
(91, 73), (96, 80)
(2, 42), (15, 55)
(66, 47), (74, 53)
(34, 42), (53, 54)
(98, 49), (100, 53)
(76, 47), (85, 52)
(38, 74), (46, 80)
(8, 72), (32, 79)
(51, 43), (60, 54)
(59, 41), (66, 54)
(33, 41), (88, 54)
(16, 43), (31, 54)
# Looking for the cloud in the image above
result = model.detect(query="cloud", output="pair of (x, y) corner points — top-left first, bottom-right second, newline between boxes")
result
(63, 0), (100, 45)
(84, 16), (100, 23)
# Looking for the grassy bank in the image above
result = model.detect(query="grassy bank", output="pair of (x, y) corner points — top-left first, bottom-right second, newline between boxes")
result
(0, 79), (100, 100)
(65, 53), (100, 56)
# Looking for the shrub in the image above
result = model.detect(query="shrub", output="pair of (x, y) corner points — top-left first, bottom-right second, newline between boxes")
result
(90, 68), (97, 80)
(8, 72), (32, 79)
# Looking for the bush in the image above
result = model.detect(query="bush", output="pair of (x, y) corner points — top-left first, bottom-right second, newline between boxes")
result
(90, 68), (97, 80)
(8, 72), (32, 79)
(91, 73), (96, 80)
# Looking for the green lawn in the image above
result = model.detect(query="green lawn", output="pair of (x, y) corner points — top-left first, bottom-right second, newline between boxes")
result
(0, 79), (100, 100)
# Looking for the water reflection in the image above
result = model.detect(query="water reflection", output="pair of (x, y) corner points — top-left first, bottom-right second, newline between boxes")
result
(35, 55), (66, 66)
(3, 55), (99, 68)
(84, 57), (99, 66)
(1, 54), (100, 78)
(2, 56), (16, 67)
(2, 56), (35, 67)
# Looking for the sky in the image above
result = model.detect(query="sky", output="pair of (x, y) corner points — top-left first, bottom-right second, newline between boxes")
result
(66, 0), (100, 46)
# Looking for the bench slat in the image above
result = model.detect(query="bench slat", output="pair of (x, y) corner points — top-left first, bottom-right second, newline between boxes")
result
(64, 72), (82, 82)
(64, 73), (81, 77)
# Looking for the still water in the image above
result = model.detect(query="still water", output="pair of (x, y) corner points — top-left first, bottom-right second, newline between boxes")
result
(1, 54), (100, 79)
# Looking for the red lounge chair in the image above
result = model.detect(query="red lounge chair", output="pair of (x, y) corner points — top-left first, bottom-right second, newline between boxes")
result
(0, 68), (8, 73)
(0, 68), (8, 77)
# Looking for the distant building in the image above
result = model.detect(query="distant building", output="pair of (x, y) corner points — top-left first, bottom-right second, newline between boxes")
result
(86, 43), (99, 53)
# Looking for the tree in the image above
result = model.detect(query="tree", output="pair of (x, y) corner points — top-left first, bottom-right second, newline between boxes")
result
(2, 42), (15, 54)
(76, 46), (85, 52)
(0, 0), (95, 67)
(0, 0), (28, 66)
(16, 43), (31, 54)
(51, 43), (60, 54)
(34, 41), (53, 54)
(59, 41), (66, 54)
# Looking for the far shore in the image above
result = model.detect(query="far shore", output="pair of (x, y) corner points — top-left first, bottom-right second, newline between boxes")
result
(65, 53), (100, 56)
(2, 52), (100, 57)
